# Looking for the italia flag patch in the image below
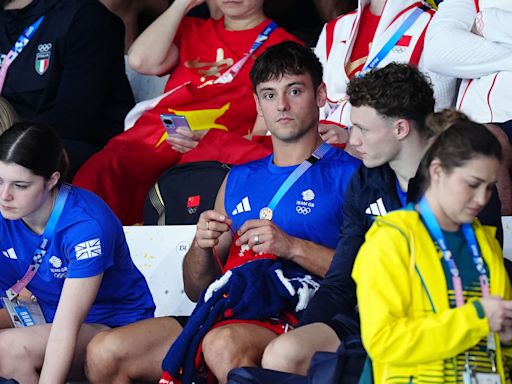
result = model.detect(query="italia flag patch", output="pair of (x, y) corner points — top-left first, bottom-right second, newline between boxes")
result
(35, 51), (50, 75)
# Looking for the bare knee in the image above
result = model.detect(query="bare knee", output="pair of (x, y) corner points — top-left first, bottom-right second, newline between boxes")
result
(263, 324), (341, 376)
(202, 327), (259, 383)
(85, 329), (126, 383)
(203, 327), (246, 368)
(262, 334), (307, 374)
(0, 331), (40, 379)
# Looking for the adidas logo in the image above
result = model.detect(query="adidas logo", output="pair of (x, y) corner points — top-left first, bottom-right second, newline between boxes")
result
(2, 248), (17, 259)
(232, 197), (251, 215)
(365, 198), (387, 216)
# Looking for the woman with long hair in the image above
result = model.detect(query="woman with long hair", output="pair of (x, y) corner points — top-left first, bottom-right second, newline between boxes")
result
(0, 122), (155, 384)
(353, 113), (512, 383)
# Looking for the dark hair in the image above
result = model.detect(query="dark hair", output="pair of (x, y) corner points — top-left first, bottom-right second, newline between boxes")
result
(420, 116), (502, 188)
(0, 122), (69, 180)
(250, 40), (323, 91)
(346, 63), (435, 136)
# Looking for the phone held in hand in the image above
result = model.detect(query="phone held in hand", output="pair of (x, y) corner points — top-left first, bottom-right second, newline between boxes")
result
(160, 114), (191, 135)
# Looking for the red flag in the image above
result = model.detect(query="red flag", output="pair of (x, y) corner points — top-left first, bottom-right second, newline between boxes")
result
(73, 20), (298, 225)
(187, 195), (200, 208)
(396, 35), (412, 47)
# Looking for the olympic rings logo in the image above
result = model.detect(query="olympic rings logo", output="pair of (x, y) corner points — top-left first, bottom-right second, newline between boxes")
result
(393, 46), (406, 54)
(38, 43), (52, 52)
(296, 206), (311, 215)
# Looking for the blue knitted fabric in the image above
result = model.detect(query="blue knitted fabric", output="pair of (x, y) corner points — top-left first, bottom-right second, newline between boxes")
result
(161, 259), (320, 384)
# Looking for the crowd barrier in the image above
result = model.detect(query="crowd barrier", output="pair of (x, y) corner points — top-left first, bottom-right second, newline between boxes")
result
(124, 225), (196, 317)
(126, 218), (512, 316)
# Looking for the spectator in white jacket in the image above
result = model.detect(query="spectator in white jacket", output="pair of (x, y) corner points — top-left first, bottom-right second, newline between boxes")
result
(424, 0), (512, 214)
(316, 0), (456, 148)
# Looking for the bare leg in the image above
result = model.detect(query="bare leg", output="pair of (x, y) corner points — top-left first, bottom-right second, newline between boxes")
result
(85, 316), (183, 384)
(0, 322), (108, 384)
(262, 322), (340, 375)
(202, 323), (279, 384)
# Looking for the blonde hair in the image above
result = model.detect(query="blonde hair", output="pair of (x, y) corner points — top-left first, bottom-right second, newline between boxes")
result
(0, 97), (18, 135)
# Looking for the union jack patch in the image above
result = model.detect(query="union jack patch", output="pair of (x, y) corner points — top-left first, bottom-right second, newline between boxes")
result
(75, 239), (102, 260)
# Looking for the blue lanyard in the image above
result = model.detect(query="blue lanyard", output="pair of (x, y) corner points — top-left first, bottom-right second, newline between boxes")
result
(267, 143), (330, 213)
(8, 15), (44, 55)
(0, 16), (45, 94)
(360, 7), (425, 75)
(214, 21), (277, 85)
(249, 21), (278, 55)
(417, 196), (490, 306)
(6, 183), (71, 300)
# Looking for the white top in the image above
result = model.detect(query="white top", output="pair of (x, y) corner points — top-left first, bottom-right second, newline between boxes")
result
(316, 0), (455, 127)
(424, 0), (512, 123)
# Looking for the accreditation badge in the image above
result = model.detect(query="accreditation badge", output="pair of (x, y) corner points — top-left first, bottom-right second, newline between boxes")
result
(1, 296), (46, 328)
(259, 207), (273, 220)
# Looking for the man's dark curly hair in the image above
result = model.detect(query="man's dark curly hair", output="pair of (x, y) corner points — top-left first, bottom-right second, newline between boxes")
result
(250, 41), (323, 92)
(347, 63), (435, 136)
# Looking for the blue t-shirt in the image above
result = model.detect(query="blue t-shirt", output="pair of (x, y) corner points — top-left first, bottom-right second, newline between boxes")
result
(0, 186), (155, 327)
(225, 146), (360, 249)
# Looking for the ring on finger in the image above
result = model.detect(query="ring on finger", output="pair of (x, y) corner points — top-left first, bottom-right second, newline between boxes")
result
(254, 234), (260, 245)
(205, 221), (210, 230)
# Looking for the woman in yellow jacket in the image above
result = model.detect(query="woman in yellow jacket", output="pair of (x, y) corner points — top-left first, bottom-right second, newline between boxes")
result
(353, 115), (512, 384)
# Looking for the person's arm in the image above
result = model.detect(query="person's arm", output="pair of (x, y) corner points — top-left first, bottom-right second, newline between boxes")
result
(424, 0), (512, 78)
(167, 115), (268, 154)
(477, 8), (512, 46)
(235, 219), (334, 277)
(319, 123), (349, 146)
(299, 173), (363, 325)
(353, 222), (512, 364)
(182, 176), (233, 301)
(165, 128), (208, 153)
(127, 0), (206, 75)
(39, 274), (103, 384)
(314, 24), (331, 121)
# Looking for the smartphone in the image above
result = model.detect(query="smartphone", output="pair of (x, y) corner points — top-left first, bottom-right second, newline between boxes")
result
(160, 114), (191, 134)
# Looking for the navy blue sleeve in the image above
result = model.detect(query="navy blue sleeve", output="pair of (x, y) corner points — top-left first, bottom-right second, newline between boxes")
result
(300, 172), (365, 325)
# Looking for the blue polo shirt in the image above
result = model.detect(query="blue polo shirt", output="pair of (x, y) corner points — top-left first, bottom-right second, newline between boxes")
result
(225, 146), (360, 248)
